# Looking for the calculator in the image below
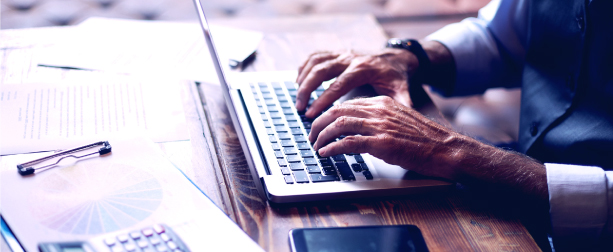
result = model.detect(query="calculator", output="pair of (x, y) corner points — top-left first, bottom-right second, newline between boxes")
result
(39, 224), (190, 252)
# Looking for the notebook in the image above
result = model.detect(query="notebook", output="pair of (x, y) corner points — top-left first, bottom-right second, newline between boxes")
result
(192, 0), (452, 203)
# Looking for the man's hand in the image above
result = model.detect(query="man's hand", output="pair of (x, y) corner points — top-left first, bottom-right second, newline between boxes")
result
(309, 96), (462, 180)
(295, 49), (418, 118)
(309, 96), (548, 201)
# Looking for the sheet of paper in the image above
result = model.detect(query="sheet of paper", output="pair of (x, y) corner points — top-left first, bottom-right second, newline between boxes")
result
(0, 138), (263, 252)
(37, 17), (263, 84)
(0, 74), (189, 155)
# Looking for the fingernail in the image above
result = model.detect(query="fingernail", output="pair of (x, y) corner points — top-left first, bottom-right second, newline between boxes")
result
(319, 147), (327, 156)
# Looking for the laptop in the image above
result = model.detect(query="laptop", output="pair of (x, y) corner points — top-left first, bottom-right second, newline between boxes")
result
(192, 0), (452, 203)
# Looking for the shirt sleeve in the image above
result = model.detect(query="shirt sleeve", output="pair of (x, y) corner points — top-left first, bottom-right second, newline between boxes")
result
(425, 0), (528, 97)
(546, 163), (613, 251)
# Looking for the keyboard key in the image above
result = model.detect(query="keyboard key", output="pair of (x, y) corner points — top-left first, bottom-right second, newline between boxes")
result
(262, 93), (274, 99)
(278, 96), (289, 102)
(264, 99), (276, 105)
(291, 128), (303, 135)
(272, 143), (281, 150)
(283, 108), (294, 115)
(166, 241), (178, 250)
(306, 165), (321, 173)
(288, 90), (297, 96)
(278, 159), (288, 166)
(104, 238), (116, 246)
(319, 158), (333, 167)
(322, 166), (337, 175)
(130, 232), (141, 239)
(280, 101), (292, 108)
(137, 240), (149, 248)
(293, 171), (309, 183)
(287, 155), (301, 163)
(142, 228), (154, 237)
(278, 133), (292, 140)
(315, 90), (325, 97)
(288, 121), (301, 128)
(284, 81), (297, 90)
(274, 151), (284, 158)
(303, 122), (312, 129)
(117, 235), (129, 243)
(125, 243), (137, 251)
(256, 100), (262, 107)
(300, 150), (314, 158)
(310, 174), (339, 182)
(258, 82), (268, 87)
(285, 115), (297, 121)
(354, 154), (364, 163)
(267, 128), (275, 135)
(290, 162), (305, 171)
(272, 82), (282, 89)
(335, 162), (356, 181)
(267, 106), (279, 112)
(275, 89), (285, 96)
(284, 175), (294, 184)
(294, 135), (307, 142)
(360, 163), (369, 171)
(284, 147), (298, 155)
(363, 170), (374, 180)
(261, 87), (270, 93)
(275, 126), (288, 132)
(297, 143), (311, 150)
(351, 163), (362, 172)
(332, 155), (346, 162)
(259, 107), (266, 114)
(270, 112), (282, 119)
(303, 158), (318, 165)
(281, 140), (294, 147)
(273, 119), (285, 125)
(281, 167), (291, 175)
(263, 121), (272, 128)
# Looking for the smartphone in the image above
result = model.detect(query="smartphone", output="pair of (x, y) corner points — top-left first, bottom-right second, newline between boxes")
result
(289, 225), (429, 252)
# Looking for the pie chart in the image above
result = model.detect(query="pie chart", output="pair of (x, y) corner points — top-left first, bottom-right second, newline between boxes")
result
(29, 162), (163, 235)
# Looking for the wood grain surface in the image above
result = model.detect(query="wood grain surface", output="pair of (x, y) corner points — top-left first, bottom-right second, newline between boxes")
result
(198, 14), (541, 252)
(0, 15), (541, 252)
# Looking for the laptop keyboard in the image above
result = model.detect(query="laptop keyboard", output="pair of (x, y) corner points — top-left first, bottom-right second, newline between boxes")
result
(249, 81), (373, 184)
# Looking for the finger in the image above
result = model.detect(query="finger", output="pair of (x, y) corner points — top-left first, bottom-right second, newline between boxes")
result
(295, 58), (349, 111)
(312, 116), (372, 151)
(318, 135), (372, 157)
(296, 52), (338, 84)
(304, 65), (371, 118)
(309, 102), (372, 143)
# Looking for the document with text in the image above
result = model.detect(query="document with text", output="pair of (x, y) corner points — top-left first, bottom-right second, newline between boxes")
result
(0, 76), (189, 155)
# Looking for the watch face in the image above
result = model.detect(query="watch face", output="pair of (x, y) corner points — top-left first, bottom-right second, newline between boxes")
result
(387, 38), (404, 48)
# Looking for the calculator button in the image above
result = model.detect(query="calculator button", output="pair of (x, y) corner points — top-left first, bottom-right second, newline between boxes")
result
(142, 228), (154, 237)
(117, 234), (130, 243)
(149, 237), (161, 245)
(130, 232), (141, 239)
(167, 241), (178, 250)
(138, 240), (149, 248)
(112, 246), (125, 252)
(124, 243), (137, 251)
(105, 238), (116, 246)
(160, 233), (171, 242)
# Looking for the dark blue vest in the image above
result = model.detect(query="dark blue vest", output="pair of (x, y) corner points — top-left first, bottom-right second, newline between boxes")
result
(519, 0), (613, 169)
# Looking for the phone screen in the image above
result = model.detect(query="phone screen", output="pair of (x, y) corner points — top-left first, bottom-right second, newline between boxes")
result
(290, 225), (428, 252)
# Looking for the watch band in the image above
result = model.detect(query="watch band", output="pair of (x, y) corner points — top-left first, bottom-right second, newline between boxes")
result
(386, 38), (431, 84)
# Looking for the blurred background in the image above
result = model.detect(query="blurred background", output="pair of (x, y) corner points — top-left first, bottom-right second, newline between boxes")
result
(1, 0), (522, 145)
(1, 0), (489, 37)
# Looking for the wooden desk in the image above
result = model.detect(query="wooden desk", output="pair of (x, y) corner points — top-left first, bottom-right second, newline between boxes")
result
(0, 15), (541, 252)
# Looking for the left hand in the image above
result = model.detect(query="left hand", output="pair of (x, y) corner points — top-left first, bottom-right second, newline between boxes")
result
(309, 96), (467, 180)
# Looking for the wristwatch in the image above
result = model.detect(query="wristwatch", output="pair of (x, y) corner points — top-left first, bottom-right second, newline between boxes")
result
(386, 38), (431, 84)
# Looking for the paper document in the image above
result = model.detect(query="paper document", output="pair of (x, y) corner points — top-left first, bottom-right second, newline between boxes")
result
(0, 75), (188, 155)
(0, 138), (263, 252)
(37, 18), (263, 84)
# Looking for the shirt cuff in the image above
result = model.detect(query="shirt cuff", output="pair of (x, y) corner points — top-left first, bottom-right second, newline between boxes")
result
(546, 163), (608, 245)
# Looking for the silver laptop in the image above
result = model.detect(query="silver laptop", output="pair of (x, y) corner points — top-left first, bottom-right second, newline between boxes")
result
(192, 0), (452, 203)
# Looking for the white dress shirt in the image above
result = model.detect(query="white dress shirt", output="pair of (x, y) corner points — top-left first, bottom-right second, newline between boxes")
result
(424, 0), (613, 249)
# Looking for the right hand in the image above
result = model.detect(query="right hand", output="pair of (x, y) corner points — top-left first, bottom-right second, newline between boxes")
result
(295, 49), (419, 118)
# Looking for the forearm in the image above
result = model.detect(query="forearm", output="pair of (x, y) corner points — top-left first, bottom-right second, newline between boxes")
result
(451, 134), (549, 203)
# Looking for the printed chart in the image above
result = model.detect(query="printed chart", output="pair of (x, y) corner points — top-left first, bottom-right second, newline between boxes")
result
(29, 163), (162, 235)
